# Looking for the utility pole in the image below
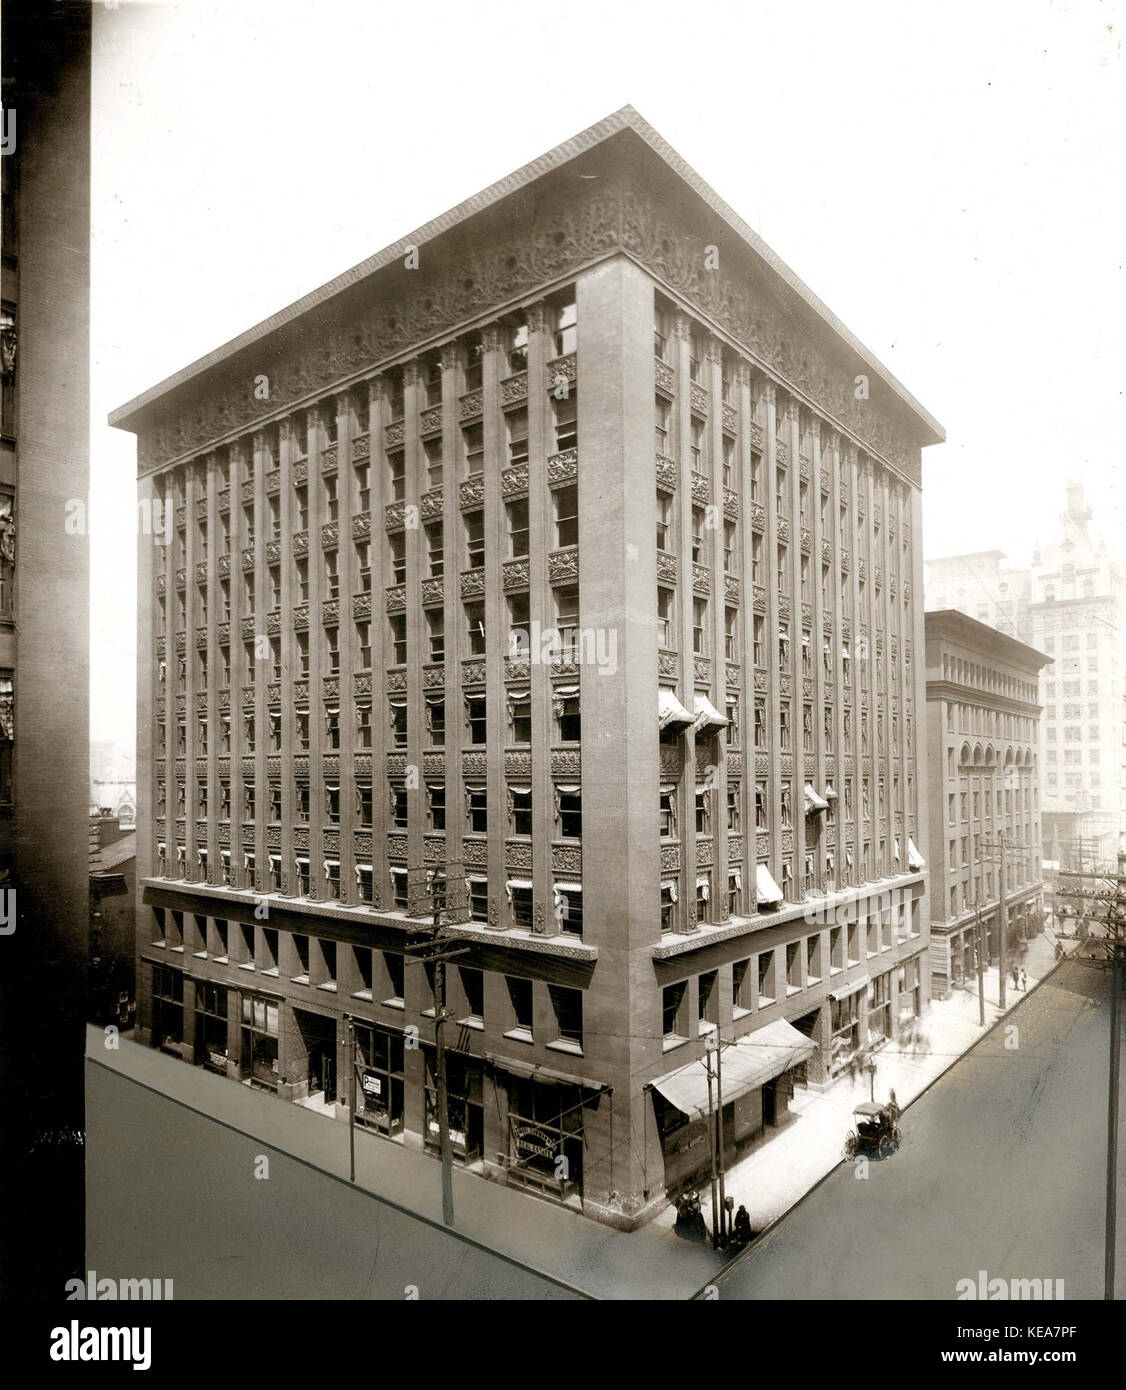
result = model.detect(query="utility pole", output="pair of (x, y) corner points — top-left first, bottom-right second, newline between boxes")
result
(403, 867), (469, 1229)
(710, 1034), (728, 1248)
(1054, 837), (1126, 1301)
(344, 1015), (356, 1183)
(997, 833), (1009, 1009)
(974, 901), (986, 1027)
(432, 944), (455, 1228)
(983, 831), (1033, 1011)
(704, 1044), (720, 1250)
(1106, 936), (1123, 1303)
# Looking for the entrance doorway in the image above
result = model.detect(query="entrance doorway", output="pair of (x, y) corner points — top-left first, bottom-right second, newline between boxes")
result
(294, 1008), (338, 1105)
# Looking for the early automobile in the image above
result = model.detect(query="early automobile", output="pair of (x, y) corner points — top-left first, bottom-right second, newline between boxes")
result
(842, 1100), (901, 1160)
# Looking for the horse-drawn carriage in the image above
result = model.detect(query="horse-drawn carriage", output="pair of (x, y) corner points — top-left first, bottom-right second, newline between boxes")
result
(842, 1100), (901, 1160)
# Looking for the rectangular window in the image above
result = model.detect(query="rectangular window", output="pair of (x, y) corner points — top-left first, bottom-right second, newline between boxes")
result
(426, 697), (445, 746)
(553, 299), (577, 357)
(549, 986), (583, 1049)
(389, 614), (407, 665)
(553, 484), (578, 549)
(510, 786), (532, 836)
(660, 787), (677, 838)
(506, 499), (529, 558)
(387, 450), (406, 501)
(462, 422), (484, 477)
(656, 492), (672, 552)
(467, 786), (488, 833)
(690, 417), (706, 473)
(505, 408), (528, 466)
(507, 976), (534, 1034)
(663, 981), (687, 1040)
(465, 510), (485, 569)
(655, 396), (671, 454)
(693, 598), (708, 655)
(389, 532), (406, 585)
(423, 438), (442, 492)
(466, 697), (487, 745)
(556, 694), (580, 743)
(552, 393), (577, 452)
(660, 882), (678, 934)
(557, 789), (582, 839)
(465, 601), (486, 655)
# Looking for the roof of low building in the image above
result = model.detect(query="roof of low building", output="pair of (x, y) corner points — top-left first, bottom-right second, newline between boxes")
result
(924, 608), (1053, 673)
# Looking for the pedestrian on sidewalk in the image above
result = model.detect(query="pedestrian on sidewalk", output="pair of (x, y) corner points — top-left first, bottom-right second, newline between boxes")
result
(1019, 967), (1027, 991)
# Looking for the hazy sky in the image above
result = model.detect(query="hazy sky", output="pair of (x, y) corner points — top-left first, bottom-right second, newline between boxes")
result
(90, 0), (1126, 761)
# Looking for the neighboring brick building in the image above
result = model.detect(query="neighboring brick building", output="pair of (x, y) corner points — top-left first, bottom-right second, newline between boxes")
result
(111, 107), (942, 1227)
(923, 610), (1051, 998)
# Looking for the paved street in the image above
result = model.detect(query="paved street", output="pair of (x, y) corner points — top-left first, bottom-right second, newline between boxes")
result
(85, 1059), (585, 1301)
(706, 956), (1126, 1300)
(87, 952), (1123, 1301)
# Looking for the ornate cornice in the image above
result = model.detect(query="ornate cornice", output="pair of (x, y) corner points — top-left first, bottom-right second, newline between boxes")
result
(127, 163), (928, 487)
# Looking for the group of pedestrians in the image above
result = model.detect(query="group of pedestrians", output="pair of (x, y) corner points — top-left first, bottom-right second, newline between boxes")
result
(1009, 964), (1028, 991)
(673, 1190), (755, 1251)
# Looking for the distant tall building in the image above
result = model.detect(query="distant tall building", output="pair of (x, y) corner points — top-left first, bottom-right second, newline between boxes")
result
(923, 611), (1050, 997)
(0, 0), (91, 1298)
(926, 478), (1125, 869)
(112, 108), (942, 1226)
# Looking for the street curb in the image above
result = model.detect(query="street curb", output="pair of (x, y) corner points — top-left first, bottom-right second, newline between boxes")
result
(699, 948), (1076, 1297)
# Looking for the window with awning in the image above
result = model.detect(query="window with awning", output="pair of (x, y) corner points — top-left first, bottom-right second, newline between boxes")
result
(659, 687), (694, 732)
(756, 863), (784, 908)
(908, 838), (925, 870)
(804, 784), (829, 815)
(650, 1018), (817, 1121)
(693, 692), (727, 733)
(830, 973), (870, 1001)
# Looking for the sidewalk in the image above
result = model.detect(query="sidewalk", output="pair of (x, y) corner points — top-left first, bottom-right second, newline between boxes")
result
(653, 929), (1065, 1240)
(88, 930), (1066, 1298)
(88, 1026), (727, 1299)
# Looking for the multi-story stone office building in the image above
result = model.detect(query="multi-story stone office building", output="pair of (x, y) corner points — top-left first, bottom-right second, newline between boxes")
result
(923, 610), (1050, 998)
(112, 108), (943, 1226)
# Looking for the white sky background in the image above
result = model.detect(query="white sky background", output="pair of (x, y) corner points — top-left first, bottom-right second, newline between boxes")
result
(90, 0), (1126, 764)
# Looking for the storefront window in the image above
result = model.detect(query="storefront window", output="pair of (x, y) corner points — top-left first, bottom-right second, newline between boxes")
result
(353, 1022), (405, 1136)
(830, 991), (861, 1075)
(240, 994), (279, 1088)
(866, 973), (891, 1043)
(505, 1077), (586, 1197)
(195, 982), (229, 1072)
(423, 1050), (483, 1163)
(151, 965), (184, 1050)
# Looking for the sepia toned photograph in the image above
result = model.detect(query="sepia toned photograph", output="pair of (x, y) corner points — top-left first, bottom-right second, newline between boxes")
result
(1, 0), (1124, 1359)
